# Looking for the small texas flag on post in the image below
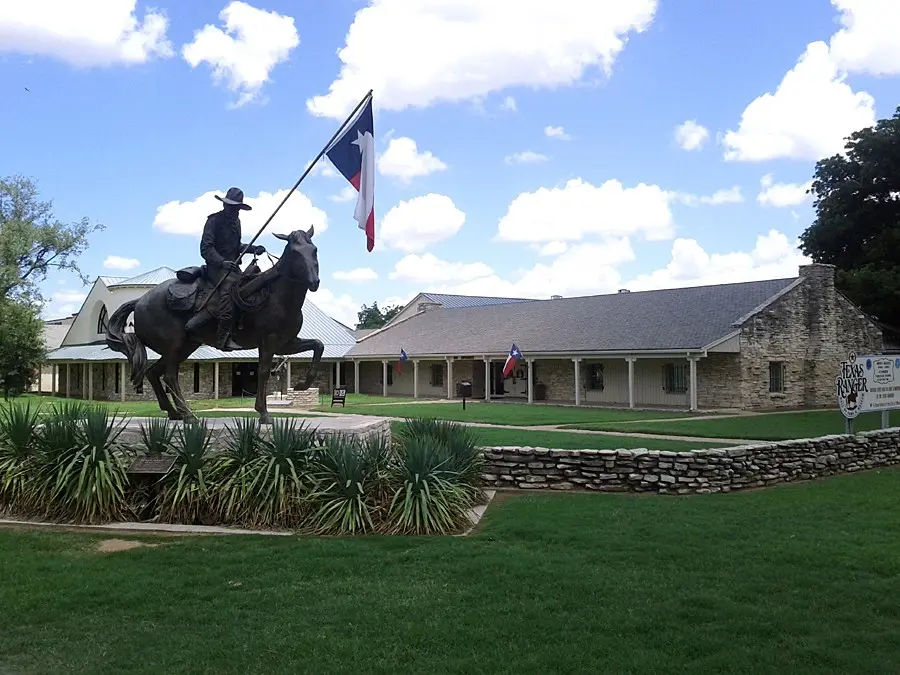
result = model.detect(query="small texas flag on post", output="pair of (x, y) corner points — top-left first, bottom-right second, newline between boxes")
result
(503, 343), (523, 378)
(326, 94), (375, 251)
(397, 348), (408, 375)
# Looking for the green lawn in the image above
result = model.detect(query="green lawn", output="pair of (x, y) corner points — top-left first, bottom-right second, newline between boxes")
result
(330, 401), (698, 426)
(388, 422), (726, 451)
(567, 409), (900, 441)
(3, 469), (900, 673)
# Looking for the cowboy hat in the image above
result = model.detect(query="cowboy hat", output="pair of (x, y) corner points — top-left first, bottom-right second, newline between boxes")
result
(215, 187), (252, 210)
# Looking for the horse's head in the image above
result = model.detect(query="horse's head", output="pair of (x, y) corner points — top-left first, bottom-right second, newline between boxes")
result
(273, 225), (319, 291)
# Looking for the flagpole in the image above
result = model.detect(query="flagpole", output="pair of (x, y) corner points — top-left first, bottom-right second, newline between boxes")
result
(197, 88), (374, 312)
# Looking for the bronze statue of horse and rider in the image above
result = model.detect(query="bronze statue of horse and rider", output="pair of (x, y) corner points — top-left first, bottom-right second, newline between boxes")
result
(106, 187), (324, 424)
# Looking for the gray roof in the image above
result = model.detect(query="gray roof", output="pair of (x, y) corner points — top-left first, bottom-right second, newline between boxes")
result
(349, 277), (798, 358)
(42, 323), (69, 351)
(108, 267), (177, 287)
(46, 298), (356, 362)
(419, 292), (535, 309)
(99, 276), (128, 286)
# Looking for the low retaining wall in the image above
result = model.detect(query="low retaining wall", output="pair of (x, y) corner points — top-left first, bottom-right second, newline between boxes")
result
(480, 428), (900, 494)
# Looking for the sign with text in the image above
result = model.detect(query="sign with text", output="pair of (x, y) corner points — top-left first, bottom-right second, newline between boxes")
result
(331, 388), (347, 408)
(836, 352), (900, 419)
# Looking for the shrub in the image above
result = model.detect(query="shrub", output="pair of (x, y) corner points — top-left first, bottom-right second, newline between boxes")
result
(0, 400), (43, 515)
(156, 419), (213, 524)
(208, 417), (263, 525)
(139, 417), (175, 455)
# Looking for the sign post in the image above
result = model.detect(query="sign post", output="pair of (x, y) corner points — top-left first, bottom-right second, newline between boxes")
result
(836, 351), (900, 433)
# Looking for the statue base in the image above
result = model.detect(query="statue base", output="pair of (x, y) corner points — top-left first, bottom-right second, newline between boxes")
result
(266, 387), (320, 409)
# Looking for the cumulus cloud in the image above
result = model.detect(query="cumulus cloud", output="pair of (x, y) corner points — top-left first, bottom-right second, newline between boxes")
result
(153, 188), (327, 238)
(757, 174), (812, 208)
(42, 289), (88, 318)
(496, 178), (674, 245)
(306, 0), (658, 119)
(380, 194), (466, 252)
(309, 289), (359, 328)
(829, 0), (900, 76)
(722, 41), (875, 162)
(504, 151), (549, 165)
(329, 186), (357, 203)
(377, 137), (448, 182)
(502, 96), (518, 112)
(0, 0), (173, 66)
(389, 253), (494, 285)
(673, 186), (744, 206)
(103, 256), (140, 270)
(182, 1), (299, 107)
(333, 267), (378, 283)
(545, 125), (572, 141)
(674, 120), (709, 151)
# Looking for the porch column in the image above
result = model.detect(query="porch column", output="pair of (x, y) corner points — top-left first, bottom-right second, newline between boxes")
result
(354, 360), (360, 394)
(446, 358), (454, 399)
(688, 356), (699, 412)
(413, 360), (419, 399)
(382, 360), (388, 397)
(335, 361), (341, 387)
(285, 359), (291, 391)
(484, 358), (491, 401)
(87, 364), (93, 401)
(214, 362), (220, 399)
(120, 363), (126, 403)
(51, 364), (57, 395)
(573, 358), (581, 406)
(527, 358), (534, 404)
(627, 357), (635, 409)
(65, 363), (71, 398)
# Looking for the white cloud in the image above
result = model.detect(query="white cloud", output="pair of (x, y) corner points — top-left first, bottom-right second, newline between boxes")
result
(496, 178), (674, 244)
(537, 241), (568, 256)
(502, 96), (518, 112)
(306, 0), (658, 119)
(625, 229), (811, 291)
(182, 1), (299, 107)
(757, 174), (812, 208)
(544, 125), (572, 141)
(310, 288), (359, 328)
(377, 137), (448, 182)
(722, 41), (876, 162)
(103, 256), (140, 270)
(329, 186), (357, 203)
(829, 0), (900, 76)
(380, 194), (466, 252)
(504, 151), (549, 165)
(153, 188), (327, 238)
(42, 289), (88, 318)
(674, 120), (709, 151)
(0, 0), (173, 66)
(389, 253), (494, 285)
(673, 185), (744, 206)
(333, 267), (379, 283)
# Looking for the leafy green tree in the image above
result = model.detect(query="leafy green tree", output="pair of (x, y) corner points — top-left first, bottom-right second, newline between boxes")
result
(0, 174), (103, 303)
(799, 107), (900, 326)
(356, 301), (403, 329)
(0, 298), (45, 399)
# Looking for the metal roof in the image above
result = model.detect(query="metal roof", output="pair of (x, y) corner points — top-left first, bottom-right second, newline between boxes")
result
(348, 277), (799, 358)
(99, 276), (128, 286)
(46, 298), (356, 362)
(42, 323), (70, 350)
(420, 292), (535, 309)
(108, 267), (178, 287)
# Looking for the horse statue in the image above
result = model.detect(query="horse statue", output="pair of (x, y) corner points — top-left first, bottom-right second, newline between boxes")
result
(105, 226), (324, 424)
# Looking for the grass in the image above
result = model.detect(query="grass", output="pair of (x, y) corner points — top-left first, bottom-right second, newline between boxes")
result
(3, 469), (900, 673)
(326, 401), (698, 426)
(568, 409), (900, 441)
(389, 422), (727, 451)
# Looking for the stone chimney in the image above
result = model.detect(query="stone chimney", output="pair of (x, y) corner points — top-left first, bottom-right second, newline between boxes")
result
(417, 301), (442, 314)
(550, 295), (562, 300)
(798, 262), (836, 291)
(618, 289), (631, 294)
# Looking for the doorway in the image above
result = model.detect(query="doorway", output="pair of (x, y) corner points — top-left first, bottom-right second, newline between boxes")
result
(232, 362), (257, 397)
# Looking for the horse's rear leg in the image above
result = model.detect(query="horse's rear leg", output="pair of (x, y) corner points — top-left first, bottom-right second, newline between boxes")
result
(147, 361), (179, 420)
(162, 356), (196, 423)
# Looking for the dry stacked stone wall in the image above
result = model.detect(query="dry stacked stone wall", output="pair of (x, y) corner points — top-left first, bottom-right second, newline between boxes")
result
(480, 428), (900, 494)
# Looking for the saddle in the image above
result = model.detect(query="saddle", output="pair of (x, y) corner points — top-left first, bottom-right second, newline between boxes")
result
(167, 261), (266, 314)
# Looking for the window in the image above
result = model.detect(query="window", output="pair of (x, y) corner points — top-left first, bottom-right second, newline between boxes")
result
(663, 363), (689, 394)
(97, 305), (108, 334)
(114, 364), (120, 394)
(430, 364), (444, 387)
(769, 361), (785, 393)
(588, 364), (604, 391)
(193, 363), (201, 394)
(101, 364), (107, 390)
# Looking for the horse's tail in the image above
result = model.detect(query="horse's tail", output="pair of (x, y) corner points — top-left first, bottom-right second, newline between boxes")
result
(106, 299), (147, 387)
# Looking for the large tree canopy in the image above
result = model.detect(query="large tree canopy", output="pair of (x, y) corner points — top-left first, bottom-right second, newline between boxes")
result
(356, 301), (403, 329)
(0, 298), (45, 399)
(799, 107), (900, 327)
(0, 174), (103, 303)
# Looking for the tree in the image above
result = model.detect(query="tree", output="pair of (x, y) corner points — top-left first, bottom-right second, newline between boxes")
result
(356, 301), (403, 329)
(0, 298), (45, 399)
(0, 174), (103, 303)
(799, 106), (900, 327)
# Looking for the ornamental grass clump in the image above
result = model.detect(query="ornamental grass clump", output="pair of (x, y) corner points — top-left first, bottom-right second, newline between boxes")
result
(0, 401), (43, 515)
(139, 417), (175, 455)
(208, 417), (263, 525)
(156, 419), (213, 524)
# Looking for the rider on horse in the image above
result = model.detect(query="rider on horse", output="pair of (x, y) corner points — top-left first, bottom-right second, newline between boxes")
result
(184, 187), (266, 351)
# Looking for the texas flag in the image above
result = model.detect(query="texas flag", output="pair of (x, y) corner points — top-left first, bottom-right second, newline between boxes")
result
(326, 94), (375, 251)
(503, 343), (523, 378)
(397, 348), (408, 375)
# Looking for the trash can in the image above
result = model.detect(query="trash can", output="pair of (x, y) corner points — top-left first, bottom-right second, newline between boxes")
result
(457, 380), (473, 399)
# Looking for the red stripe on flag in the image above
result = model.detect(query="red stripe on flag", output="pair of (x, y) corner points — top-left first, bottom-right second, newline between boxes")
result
(365, 209), (375, 251)
(350, 172), (361, 191)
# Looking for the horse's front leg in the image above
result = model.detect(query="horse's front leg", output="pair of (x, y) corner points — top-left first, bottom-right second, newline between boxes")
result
(256, 342), (276, 425)
(275, 338), (324, 390)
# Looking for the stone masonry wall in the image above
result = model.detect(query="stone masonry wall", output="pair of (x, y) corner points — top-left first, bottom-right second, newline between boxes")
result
(480, 428), (900, 494)
(696, 353), (742, 409)
(739, 263), (883, 410)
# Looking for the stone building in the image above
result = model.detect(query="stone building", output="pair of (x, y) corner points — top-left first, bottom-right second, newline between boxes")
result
(345, 264), (883, 411)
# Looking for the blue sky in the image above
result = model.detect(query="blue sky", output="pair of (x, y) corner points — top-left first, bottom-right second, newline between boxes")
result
(2, 0), (899, 327)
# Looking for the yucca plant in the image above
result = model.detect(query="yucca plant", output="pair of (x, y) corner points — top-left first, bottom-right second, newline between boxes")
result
(156, 420), (213, 524)
(397, 418), (484, 503)
(208, 417), (263, 525)
(245, 418), (320, 529)
(138, 417), (175, 455)
(42, 405), (130, 524)
(385, 435), (470, 535)
(0, 400), (43, 515)
(307, 434), (389, 535)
